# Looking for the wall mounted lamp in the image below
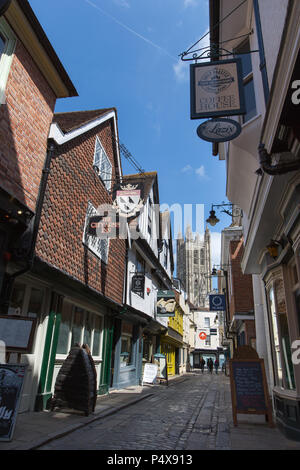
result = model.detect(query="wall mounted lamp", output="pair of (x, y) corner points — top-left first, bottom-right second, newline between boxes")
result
(206, 203), (242, 227)
(266, 239), (284, 259)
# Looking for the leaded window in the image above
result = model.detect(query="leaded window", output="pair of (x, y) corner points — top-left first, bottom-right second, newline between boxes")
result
(83, 202), (109, 263)
(93, 136), (112, 191)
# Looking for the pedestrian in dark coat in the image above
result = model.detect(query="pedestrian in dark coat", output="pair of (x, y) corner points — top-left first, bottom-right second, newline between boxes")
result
(199, 357), (205, 373)
(207, 358), (213, 374)
(214, 358), (219, 374)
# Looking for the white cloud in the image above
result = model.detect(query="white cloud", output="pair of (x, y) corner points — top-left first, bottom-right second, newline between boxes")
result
(181, 164), (193, 173)
(173, 59), (189, 82)
(195, 165), (209, 179)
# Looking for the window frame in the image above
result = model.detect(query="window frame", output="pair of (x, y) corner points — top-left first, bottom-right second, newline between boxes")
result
(82, 201), (109, 263)
(56, 300), (104, 361)
(0, 17), (16, 105)
(93, 136), (113, 192)
(234, 39), (257, 125)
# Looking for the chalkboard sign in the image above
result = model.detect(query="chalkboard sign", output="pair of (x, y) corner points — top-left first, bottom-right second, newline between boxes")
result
(229, 347), (273, 427)
(0, 364), (27, 441)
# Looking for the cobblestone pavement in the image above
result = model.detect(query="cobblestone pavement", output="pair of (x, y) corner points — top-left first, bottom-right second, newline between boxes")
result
(38, 372), (300, 450)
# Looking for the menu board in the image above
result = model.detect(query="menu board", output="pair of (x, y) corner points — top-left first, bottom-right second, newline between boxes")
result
(0, 316), (36, 352)
(0, 364), (27, 441)
(229, 358), (273, 426)
(142, 363), (158, 384)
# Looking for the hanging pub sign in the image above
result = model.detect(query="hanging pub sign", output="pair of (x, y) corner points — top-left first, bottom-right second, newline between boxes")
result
(112, 181), (144, 219)
(209, 294), (226, 311)
(197, 118), (242, 143)
(131, 273), (145, 295)
(156, 290), (176, 317)
(87, 213), (120, 238)
(190, 58), (246, 119)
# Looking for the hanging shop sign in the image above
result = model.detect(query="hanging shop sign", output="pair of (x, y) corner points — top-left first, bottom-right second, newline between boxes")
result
(0, 364), (27, 441)
(131, 273), (145, 295)
(209, 294), (226, 311)
(112, 181), (144, 218)
(87, 213), (120, 238)
(197, 118), (242, 143)
(199, 332), (207, 341)
(156, 290), (176, 317)
(190, 58), (246, 119)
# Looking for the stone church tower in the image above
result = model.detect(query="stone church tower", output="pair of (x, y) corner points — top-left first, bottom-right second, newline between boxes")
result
(176, 226), (212, 307)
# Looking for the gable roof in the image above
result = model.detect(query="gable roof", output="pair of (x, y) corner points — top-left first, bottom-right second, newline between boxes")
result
(53, 108), (116, 133)
(122, 172), (158, 203)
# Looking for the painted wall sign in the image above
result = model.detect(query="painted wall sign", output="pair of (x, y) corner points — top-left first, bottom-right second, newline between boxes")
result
(209, 294), (226, 311)
(156, 290), (176, 317)
(0, 364), (27, 441)
(197, 118), (242, 142)
(190, 59), (246, 119)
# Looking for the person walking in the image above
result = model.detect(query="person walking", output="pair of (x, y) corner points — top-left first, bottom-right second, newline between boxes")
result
(214, 357), (219, 374)
(207, 358), (213, 374)
(199, 357), (205, 374)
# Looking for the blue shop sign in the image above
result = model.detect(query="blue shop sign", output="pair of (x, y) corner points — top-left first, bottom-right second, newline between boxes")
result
(209, 294), (226, 311)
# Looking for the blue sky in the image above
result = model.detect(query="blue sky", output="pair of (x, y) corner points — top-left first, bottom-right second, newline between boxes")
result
(30, 0), (232, 270)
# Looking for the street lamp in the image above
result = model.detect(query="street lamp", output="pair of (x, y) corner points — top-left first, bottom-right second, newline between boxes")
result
(206, 203), (242, 227)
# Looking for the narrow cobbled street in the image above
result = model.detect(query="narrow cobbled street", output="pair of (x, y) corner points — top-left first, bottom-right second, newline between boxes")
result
(37, 373), (300, 451)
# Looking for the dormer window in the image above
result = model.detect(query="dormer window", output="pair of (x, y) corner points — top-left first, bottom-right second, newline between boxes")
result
(93, 136), (112, 191)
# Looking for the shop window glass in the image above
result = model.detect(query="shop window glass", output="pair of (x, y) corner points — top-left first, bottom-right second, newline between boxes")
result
(279, 313), (295, 390)
(83, 311), (92, 347)
(269, 287), (283, 386)
(27, 288), (43, 318)
(71, 307), (84, 347)
(8, 282), (26, 315)
(120, 321), (133, 367)
(92, 315), (102, 356)
(57, 301), (73, 354)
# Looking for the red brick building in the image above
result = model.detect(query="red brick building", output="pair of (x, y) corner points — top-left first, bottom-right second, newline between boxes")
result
(0, 0), (77, 313)
(220, 224), (256, 357)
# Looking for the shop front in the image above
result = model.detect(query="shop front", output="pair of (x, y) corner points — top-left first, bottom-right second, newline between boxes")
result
(110, 316), (144, 390)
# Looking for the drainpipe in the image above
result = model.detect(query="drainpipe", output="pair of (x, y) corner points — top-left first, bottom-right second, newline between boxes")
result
(2, 140), (55, 310)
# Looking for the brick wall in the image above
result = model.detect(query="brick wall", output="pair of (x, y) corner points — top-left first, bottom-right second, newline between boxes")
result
(229, 238), (254, 320)
(35, 119), (126, 305)
(0, 39), (56, 211)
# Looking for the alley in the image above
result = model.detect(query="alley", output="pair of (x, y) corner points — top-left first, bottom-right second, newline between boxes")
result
(37, 373), (300, 451)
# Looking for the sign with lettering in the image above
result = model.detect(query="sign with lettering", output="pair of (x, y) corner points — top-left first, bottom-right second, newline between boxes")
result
(0, 364), (27, 441)
(197, 118), (242, 143)
(209, 294), (226, 311)
(131, 274), (145, 295)
(229, 351), (273, 427)
(142, 363), (158, 384)
(190, 59), (246, 119)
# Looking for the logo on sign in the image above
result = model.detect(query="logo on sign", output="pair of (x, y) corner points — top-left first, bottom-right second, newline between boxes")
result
(198, 68), (234, 94)
(112, 183), (144, 218)
(199, 332), (207, 340)
(197, 118), (242, 143)
(209, 294), (226, 311)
